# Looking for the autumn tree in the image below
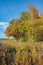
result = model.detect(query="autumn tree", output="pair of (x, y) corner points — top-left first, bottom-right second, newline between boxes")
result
(28, 5), (39, 20)
(5, 26), (12, 37)
(5, 5), (43, 42)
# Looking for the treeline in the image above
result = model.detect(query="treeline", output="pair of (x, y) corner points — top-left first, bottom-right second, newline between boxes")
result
(5, 5), (43, 42)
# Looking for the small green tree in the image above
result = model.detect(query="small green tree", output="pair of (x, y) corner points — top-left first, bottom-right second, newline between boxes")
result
(20, 12), (28, 21)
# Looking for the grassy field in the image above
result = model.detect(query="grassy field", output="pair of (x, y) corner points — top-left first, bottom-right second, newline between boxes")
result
(0, 39), (43, 65)
(0, 39), (43, 48)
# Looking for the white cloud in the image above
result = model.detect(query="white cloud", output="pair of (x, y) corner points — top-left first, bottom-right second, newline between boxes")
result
(0, 22), (9, 30)
(0, 22), (9, 38)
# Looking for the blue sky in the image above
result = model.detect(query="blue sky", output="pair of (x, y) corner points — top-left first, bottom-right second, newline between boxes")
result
(0, 0), (43, 38)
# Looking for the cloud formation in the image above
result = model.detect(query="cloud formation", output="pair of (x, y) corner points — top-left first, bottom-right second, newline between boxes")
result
(0, 22), (9, 38)
(0, 22), (9, 30)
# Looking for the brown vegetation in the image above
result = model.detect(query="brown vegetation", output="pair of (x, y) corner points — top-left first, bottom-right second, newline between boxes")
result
(0, 42), (43, 65)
